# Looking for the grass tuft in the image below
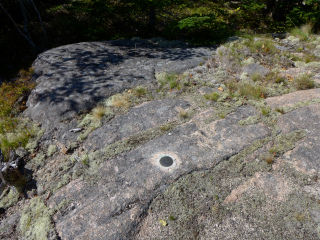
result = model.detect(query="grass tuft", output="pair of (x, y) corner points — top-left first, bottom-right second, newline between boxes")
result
(107, 93), (131, 108)
(293, 74), (315, 90)
(294, 212), (305, 221)
(204, 92), (220, 101)
(237, 82), (266, 99)
(133, 86), (147, 97)
(290, 22), (313, 41)
(92, 105), (106, 121)
(276, 108), (285, 114)
(261, 107), (270, 116)
(244, 38), (277, 54)
(264, 154), (274, 164)
(179, 109), (188, 119)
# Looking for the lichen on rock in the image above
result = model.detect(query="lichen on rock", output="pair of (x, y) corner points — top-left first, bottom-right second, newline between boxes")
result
(19, 197), (56, 240)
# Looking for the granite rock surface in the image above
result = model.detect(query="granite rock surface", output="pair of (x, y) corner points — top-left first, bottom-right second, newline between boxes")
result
(2, 35), (320, 240)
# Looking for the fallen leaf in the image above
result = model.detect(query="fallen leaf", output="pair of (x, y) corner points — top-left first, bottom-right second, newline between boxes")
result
(218, 87), (224, 92)
(159, 219), (167, 226)
(286, 75), (294, 82)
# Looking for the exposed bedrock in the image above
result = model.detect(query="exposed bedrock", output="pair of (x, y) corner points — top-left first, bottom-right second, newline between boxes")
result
(49, 105), (270, 239)
(24, 40), (213, 130)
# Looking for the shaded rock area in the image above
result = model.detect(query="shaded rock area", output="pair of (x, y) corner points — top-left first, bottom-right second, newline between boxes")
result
(2, 35), (320, 239)
(24, 40), (213, 131)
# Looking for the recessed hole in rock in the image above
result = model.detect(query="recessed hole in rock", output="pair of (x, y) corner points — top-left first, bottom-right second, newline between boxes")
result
(159, 156), (174, 167)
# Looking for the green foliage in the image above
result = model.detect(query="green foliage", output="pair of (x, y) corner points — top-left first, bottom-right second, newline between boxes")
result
(173, 14), (233, 44)
(0, 68), (36, 160)
(286, 1), (320, 31)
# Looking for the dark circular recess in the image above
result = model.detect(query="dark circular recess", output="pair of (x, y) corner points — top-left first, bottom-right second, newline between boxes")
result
(0, 208), (5, 214)
(159, 156), (174, 167)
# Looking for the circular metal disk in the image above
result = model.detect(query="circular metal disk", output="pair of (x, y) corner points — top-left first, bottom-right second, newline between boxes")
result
(159, 156), (174, 167)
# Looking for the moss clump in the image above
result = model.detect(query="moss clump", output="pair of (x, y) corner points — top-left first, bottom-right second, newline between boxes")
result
(77, 107), (114, 142)
(238, 114), (260, 126)
(260, 106), (271, 116)
(0, 188), (20, 209)
(55, 174), (71, 190)
(269, 130), (307, 157)
(29, 151), (46, 168)
(204, 100), (243, 124)
(47, 145), (57, 156)
(19, 197), (56, 240)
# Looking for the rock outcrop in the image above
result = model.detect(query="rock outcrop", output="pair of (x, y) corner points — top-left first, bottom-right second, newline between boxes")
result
(24, 40), (213, 130)
(2, 35), (320, 240)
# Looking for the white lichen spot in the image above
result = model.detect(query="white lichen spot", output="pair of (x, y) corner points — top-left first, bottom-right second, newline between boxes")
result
(287, 36), (300, 43)
(242, 57), (255, 65)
